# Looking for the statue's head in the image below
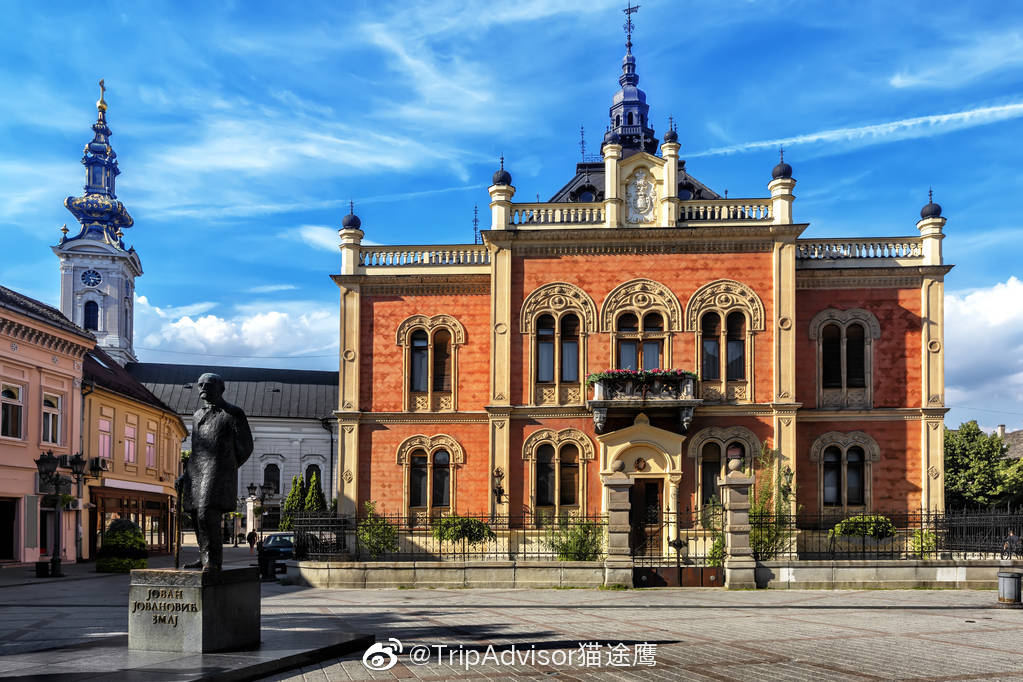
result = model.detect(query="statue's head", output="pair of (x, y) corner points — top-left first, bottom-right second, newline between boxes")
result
(197, 373), (226, 405)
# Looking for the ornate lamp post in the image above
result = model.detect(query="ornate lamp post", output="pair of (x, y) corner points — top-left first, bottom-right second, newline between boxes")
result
(247, 482), (275, 542)
(34, 451), (67, 577)
(67, 453), (93, 562)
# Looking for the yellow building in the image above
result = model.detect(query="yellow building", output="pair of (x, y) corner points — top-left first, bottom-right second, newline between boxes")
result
(82, 346), (185, 557)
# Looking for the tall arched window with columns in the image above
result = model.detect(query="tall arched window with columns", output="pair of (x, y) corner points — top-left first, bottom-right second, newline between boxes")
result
(396, 434), (465, 525)
(809, 431), (880, 512)
(396, 315), (466, 412)
(522, 428), (594, 519)
(809, 309), (881, 409)
(521, 283), (597, 406)
(686, 280), (765, 403)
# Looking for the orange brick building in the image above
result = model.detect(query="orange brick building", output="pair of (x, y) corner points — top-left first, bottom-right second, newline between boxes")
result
(331, 30), (949, 525)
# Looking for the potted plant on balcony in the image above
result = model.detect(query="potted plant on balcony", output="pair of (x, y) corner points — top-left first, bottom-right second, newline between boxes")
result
(586, 368), (697, 400)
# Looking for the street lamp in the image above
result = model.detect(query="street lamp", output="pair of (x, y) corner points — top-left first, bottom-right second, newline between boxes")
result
(247, 483), (275, 542)
(34, 451), (66, 577)
(67, 453), (93, 562)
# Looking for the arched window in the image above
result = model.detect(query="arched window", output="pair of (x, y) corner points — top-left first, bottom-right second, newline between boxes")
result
(687, 280), (764, 403)
(523, 429), (594, 517)
(432, 329), (451, 391)
(627, 112), (634, 125)
(687, 426), (761, 511)
(561, 314), (580, 383)
(397, 315), (466, 412)
(616, 311), (664, 370)
(822, 446), (841, 507)
(397, 435), (464, 523)
(700, 442), (721, 506)
(537, 315), (555, 383)
(821, 324), (842, 388)
(726, 312), (746, 381)
(810, 432), (881, 512)
(84, 301), (99, 331)
(305, 464), (321, 487)
(410, 330), (428, 392)
(615, 114), (621, 127)
(701, 312), (720, 381)
(263, 463), (281, 495)
(407, 449), (451, 520)
(809, 309), (881, 409)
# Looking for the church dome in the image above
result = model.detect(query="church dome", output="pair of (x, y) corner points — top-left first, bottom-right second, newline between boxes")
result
(492, 156), (512, 186)
(662, 128), (678, 143)
(771, 161), (792, 179)
(341, 202), (361, 229)
(920, 201), (942, 219)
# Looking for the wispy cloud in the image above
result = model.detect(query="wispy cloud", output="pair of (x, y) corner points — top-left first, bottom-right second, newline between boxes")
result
(282, 225), (340, 253)
(689, 102), (1023, 157)
(246, 284), (298, 294)
(890, 32), (1023, 89)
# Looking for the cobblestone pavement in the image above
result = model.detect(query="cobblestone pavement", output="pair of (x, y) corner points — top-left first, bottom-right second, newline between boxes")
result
(258, 586), (1023, 682)
(2, 559), (1022, 681)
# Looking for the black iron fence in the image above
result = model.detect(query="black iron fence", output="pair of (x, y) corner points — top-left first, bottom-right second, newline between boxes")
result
(750, 510), (1023, 561)
(292, 512), (607, 562)
(630, 506), (724, 567)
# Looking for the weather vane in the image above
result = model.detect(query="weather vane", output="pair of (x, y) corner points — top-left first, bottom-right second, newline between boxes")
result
(623, 3), (640, 53)
(580, 125), (586, 159)
(97, 78), (107, 114)
(473, 204), (480, 244)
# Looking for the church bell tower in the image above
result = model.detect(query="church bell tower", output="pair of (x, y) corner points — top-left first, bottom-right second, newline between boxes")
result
(52, 81), (141, 365)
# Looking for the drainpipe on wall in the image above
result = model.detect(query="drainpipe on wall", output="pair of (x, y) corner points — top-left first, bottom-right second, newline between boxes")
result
(77, 379), (94, 562)
(320, 417), (335, 513)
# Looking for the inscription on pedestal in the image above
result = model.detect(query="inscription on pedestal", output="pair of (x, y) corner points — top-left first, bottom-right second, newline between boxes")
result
(130, 588), (200, 628)
(129, 567), (260, 653)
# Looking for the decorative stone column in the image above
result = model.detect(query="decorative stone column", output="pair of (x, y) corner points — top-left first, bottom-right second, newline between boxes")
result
(602, 142), (622, 228)
(718, 460), (756, 589)
(603, 471), (633, 587)
(245, 495), (256, 534)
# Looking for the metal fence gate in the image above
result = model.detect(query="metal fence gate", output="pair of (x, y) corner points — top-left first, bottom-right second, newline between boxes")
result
(631, 506), (724, 587)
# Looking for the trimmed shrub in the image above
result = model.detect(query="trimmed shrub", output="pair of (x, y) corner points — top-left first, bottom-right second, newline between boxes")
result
(96, 518), (148, 573)
(356, 501), (398, 559)
(432, 515), (496, 559)
(543, 518), (604, 561)
(829, 514), (897, 540)
(304, 471), (327, 512)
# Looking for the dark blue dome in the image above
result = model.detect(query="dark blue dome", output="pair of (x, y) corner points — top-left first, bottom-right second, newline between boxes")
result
(663, 128), (678, 143)
(341, 212), (361, 229)
(920, 201), (942, 219)
(772, 161), (792, 179)
(492, 168), (512, 186)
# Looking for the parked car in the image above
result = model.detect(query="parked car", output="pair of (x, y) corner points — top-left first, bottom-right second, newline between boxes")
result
(261, 532), (295, 560)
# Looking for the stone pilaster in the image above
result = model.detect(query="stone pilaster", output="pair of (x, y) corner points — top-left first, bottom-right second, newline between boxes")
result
(488, 183), (515, 230)
(917, 214), (946, 511)
(337, 278), (361, 515)
(602, 143), (622, 228)
(603, 472), (633, 587)
(768, 177), (796, 225)
(719, 464), (756, 589)
(660, 140), (680, 226)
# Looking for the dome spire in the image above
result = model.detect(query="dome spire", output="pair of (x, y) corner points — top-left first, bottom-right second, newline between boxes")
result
(607, 3), (657, 156)
(62, 80), (133, 247)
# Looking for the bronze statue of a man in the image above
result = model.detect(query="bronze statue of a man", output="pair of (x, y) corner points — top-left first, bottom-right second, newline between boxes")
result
(177, 373), (253, 571)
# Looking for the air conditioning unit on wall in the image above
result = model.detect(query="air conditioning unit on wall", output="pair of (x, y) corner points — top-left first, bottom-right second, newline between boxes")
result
(66, 499), (83, 510)
(92, 457), (111, 472)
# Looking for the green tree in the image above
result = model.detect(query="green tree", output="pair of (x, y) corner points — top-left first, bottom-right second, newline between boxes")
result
(278, 475), (306, 531)
(304, 471), (327, 512)
(356, 501), (398, 558)
(945, 421), (1023, 508)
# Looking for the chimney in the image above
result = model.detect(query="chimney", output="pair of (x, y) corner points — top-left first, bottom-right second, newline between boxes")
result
(998, 424), (1006, 439)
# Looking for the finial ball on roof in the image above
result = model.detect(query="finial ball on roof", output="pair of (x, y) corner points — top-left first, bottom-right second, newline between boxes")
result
(663, 128), (678, 143)
(920, 200), (942, 219)
(492, 155), (512, 186)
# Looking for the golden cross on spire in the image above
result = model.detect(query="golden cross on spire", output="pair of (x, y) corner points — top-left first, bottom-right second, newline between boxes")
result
(97, 78), (108, 113)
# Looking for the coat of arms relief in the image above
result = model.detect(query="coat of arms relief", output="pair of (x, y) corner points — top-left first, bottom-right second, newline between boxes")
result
(625, 168), (656, 224)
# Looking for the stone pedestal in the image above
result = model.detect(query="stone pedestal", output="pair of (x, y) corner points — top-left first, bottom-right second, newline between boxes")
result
(718, 467), (757, 589)
(128, 567), (260, 653)
(603, 472), (634, 587)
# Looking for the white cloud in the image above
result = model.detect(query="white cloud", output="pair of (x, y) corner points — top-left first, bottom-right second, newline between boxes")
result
(688, 101), (1023, 158)
(246, 284), (298, 294)
(944, 277), (1023, 430)
(282, 225), (340, 253)
(133, 294), (339, 368)
(889, 32), (1023, 89)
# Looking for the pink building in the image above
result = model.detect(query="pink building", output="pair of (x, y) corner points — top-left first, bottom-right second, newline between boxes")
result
(0, 286), (93, 564)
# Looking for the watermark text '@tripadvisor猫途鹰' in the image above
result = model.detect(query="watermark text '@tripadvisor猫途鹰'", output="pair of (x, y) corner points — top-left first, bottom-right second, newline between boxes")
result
(362, 638), (658, 671)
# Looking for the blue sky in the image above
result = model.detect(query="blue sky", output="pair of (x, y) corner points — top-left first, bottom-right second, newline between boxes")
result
(1, 1), (1021, 432)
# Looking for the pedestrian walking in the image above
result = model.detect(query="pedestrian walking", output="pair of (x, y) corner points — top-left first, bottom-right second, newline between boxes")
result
(247, 529), (258, 555)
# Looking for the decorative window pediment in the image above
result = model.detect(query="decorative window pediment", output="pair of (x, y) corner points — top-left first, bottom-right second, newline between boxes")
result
(396, 314), (466, 347)
(808, 431), (880, 463)
(520, 282), (598, 335)
(522, 428), (595, 461)
(600, 279), (683, 333)
(684, 279), (765, 332)
(396, 434), (466, 466)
